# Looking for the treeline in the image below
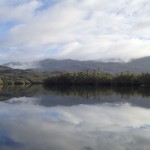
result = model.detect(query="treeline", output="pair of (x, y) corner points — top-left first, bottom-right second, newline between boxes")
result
(44, 71), (150, 86)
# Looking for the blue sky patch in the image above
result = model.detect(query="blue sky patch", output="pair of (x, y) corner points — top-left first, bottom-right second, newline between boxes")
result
(36, 0), (62, 11)
(0, 21), (18, 38)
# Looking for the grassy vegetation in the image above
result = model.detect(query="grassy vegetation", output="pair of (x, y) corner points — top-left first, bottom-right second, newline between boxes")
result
(44, 71), (150, 86)
(0, 71), (51, 85)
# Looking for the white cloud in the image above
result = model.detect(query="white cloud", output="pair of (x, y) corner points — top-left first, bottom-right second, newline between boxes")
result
(0, 0), (41, 22)
(0, 0), (150, 63)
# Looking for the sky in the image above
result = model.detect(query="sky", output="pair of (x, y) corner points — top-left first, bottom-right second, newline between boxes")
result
(0, 0), (150, 63)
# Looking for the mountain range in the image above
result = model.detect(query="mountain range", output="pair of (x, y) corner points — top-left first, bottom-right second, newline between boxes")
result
(2, 56), (150, 73)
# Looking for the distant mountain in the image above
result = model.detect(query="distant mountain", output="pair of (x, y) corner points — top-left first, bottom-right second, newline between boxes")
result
(3, 56), (150, 73)
(0, 64), (31, 74)
(0, 65), (14, 74)
(0, 65), (12, 71)
(36, 59), (126, 72)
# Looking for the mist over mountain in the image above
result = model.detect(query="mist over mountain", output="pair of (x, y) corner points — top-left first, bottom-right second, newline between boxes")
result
(2, 62), (39, 70)
(2, 56), (150, 73)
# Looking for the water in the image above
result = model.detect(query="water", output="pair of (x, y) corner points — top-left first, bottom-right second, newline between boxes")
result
(0, 85), (150, 150)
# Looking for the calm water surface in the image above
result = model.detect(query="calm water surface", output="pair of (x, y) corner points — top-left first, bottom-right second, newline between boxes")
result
(0, 85), (150, 150)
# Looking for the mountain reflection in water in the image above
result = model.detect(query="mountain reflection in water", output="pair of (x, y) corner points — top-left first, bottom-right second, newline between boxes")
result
(0, 85), (150, 150)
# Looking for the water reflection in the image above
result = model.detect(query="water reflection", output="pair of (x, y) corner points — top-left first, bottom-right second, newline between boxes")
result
(1, 85), (150, 101)
(0, 85), (150, 149)
(0, 103), (150, 150)
(1, 85), (150, 108)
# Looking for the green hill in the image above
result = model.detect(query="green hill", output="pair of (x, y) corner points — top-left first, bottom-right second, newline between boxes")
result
(0, 65), (50, 85)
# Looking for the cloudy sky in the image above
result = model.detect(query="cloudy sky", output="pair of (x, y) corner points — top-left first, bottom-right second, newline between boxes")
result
(0, 0), (150, 63)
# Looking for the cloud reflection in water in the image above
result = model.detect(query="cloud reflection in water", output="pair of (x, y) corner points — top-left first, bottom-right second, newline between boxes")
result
(0, 102), (150, 150)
